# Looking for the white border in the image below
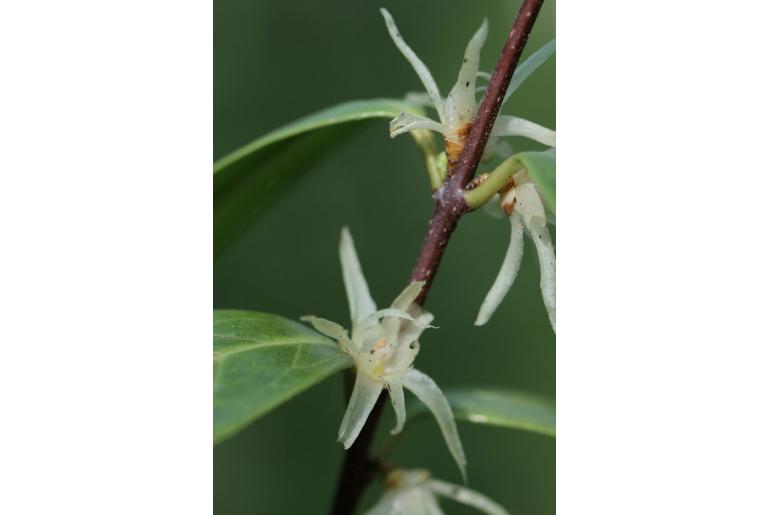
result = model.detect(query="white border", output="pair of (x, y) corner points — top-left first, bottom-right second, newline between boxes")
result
(0, 1), (212, 513)
(559, 1), (770, 513)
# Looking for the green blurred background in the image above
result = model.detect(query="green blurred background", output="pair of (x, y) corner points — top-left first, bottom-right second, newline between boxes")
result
(214, 1), (555, 513)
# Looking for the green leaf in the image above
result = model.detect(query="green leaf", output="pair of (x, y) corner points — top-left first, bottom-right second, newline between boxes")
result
(518, 148), (556, 214)
(214, 98), (424, 258)
(214, 309), (353, 444)
(503, 40), (556, 104)
(408, 388), (555, 437)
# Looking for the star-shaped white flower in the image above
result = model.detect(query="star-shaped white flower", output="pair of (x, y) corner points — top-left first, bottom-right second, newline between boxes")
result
(381, 8), (555, 165)
(302, 227), (466, 480)
(476, 170), (555, 331)
(364, 468), (510, 515)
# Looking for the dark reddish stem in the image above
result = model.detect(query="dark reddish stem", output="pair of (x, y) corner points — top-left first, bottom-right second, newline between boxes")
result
(330, 2), (544, 513)
(449, 0), (545, 190)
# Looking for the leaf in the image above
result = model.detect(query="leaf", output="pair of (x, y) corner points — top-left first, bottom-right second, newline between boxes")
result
(408, 388), (555, 437)
(503, 39), (556, 104)
(214, 310), (353, 444)
(214, 98), (425, 258)
(517, 148), (555, 215)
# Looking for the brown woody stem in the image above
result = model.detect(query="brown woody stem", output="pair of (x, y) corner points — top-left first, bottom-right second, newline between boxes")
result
(330, 2), (544, 513)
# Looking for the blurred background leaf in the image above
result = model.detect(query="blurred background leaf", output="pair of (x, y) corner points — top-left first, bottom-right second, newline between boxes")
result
(214, 1), (555, 514)
(407, 388), (555, 437)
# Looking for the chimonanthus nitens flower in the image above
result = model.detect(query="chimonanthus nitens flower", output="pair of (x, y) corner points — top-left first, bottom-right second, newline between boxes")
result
(302, 228), (466, 479)
(476, 165), (556, 331)
(364, 468), (510, 515)
(381, 8), (555, 166)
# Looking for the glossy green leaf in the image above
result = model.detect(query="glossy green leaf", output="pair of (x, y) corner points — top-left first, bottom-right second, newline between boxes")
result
(518, 148), (555, 214)
(214, 98), (424, 258)
(408, 388), (555, 437)
(214, 310), (353, 444)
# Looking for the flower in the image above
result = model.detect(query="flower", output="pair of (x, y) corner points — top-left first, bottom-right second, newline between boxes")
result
(301, 227), (466, 479)
(476, 166), (555, 331)
(364, 468), (510, 515)
(380, 8), (555, 166)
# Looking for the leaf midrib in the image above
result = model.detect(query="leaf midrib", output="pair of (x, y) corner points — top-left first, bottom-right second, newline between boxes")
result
(213, 335), (335, 360)
(213, 99), (416, 175)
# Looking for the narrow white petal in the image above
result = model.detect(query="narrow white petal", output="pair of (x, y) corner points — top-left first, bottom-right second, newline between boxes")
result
(390, 281), (425, 312)
(358, 308), (417, 329)
(389, 112), (453, 140)
(404, 91), (438, 110)
(421, 489), (445, 515)
(395, 489), (430, 515)
(516, 183), (556, 331)
(383, 281), (425, 339)
(340, 227), (377, 324)
(444, 19), (489, 130)
(300, 315), (348, 341)
(491, 115), (556, 147)
(475, 212), (525, 326)
(354, 322), (384, 355)
(355, 307), (419, 352)
(385, 378), (407, 434)
(427, 480), (510, 515)
(338, 372), (383, 449)
(380, 8), (445, 122)
(387, 338), (420, 374)
(397, 309), (434, 346)
(533, 227), (556, 331)
(388, 304), (435, 373)
(402, 368), (467, 482)
(514, 183), (546, 237)
(502, 39), (555, 107)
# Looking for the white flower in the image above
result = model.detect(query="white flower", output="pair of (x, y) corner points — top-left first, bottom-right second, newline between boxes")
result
(381, 8), (555, 165)
(302, 227), (467, 480)
(364, 468), (510, 515)
(476, 171), (555, 331)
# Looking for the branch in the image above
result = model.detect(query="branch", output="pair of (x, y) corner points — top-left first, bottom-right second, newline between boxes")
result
(330, 2), (545, 513)
(449, 0), (545, 191)
(411, 0), (545, 302)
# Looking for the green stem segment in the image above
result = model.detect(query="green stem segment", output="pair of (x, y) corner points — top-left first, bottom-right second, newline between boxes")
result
(464, 155), (526, 210)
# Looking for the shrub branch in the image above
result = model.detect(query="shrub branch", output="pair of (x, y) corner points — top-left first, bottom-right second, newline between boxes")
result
(330, 2), (545, 513)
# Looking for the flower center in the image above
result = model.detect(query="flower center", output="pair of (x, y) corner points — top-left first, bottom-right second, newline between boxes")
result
(370, 337), (387, 352)
(355, 336), (393, 379)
